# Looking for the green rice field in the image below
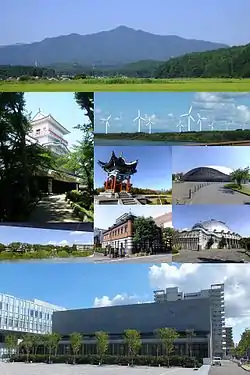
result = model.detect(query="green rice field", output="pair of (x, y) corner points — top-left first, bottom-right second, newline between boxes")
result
(1, 78), (250, 91)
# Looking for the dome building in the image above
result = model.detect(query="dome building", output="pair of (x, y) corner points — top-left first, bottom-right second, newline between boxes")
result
(182, 166), (233, 182)
(177, 219), (241, 250)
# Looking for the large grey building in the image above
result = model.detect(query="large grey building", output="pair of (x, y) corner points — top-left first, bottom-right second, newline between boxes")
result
(53, 298), (212, 359)
(154, 284), (225, 358)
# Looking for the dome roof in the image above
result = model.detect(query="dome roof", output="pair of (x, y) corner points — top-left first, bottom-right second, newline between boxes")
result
(192, 219), (232, 233)
(204, 166), (233, 175)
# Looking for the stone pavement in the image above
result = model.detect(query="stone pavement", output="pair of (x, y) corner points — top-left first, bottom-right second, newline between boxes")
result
(173, 249), (250, 263)
(27, 194), (80, 223)
(0, 363), (201, 375)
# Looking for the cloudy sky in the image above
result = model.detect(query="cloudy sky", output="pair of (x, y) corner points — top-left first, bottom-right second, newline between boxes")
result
(0, 226), (93, 246)
(94, 92), (250, 133)
(0, 262), (248, 343)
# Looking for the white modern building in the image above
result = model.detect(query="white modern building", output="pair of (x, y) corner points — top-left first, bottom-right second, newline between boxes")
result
(153, 212), (172, 228)
(29, 111), (70, 155)
(153, 283), (226, 358)
(0, 293), (65, 356)
(177, 219), (241, 250)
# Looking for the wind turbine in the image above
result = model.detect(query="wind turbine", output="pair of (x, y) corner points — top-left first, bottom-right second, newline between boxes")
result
(197, 113), (207, 131)
(100, 115), (111, 134)
(208, 121), (215, 131)
(180, 106), (195, 132)
(145, 116), (155, 134)
(176, 120), (184, 132)
(133, 110), (145, 132)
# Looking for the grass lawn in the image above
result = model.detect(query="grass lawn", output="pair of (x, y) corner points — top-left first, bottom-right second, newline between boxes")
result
(234, 186), (250, 195)
(149, 195), (172, 204)
(1, 78), (250, 91)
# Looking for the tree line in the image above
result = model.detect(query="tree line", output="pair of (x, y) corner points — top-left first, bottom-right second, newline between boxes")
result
(155, 43), (250, 78)
(6, 327), (199, 367)
(0, 66), (56, 79)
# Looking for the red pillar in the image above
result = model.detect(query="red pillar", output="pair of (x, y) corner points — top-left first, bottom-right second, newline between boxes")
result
(112, 176), (117, 192)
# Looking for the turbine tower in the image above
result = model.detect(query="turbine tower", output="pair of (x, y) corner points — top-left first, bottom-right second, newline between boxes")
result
(176, 120), (184, 132)
(100, 115), (111, 134)
(197, 113), (207, 131)
(180, 106), (195, 132)
(208, 121), (215, 131)
(133, 110), (145, 132)
(145, 116), (155, 134)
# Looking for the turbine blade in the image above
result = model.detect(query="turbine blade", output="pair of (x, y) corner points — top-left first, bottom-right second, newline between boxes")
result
(180, 114), (188, 117)
(190, 116), (195, 121)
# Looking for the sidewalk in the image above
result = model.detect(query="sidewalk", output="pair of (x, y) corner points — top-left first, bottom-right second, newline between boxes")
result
(27, 194), (80, 223)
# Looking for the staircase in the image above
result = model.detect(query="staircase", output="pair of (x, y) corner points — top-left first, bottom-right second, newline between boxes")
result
(118, 192), (138, 205)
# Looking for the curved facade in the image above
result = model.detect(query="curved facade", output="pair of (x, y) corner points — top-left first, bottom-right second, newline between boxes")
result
(182, 166), (232, 182)
(178, 219), (241, 250)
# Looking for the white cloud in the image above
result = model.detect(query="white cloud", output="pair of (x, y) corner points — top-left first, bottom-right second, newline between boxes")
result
(95, 107), (102, 114)
(93, 293), (143, 307)
(46, 240), (69, 246)
(69, 231), (85, 236)
(149, 263), (250, 340)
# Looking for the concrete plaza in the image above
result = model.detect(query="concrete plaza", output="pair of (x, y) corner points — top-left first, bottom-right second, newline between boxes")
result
(173, 249), (250, 263)
(0, 363), (206, 375)
(172, 182), (250, 205)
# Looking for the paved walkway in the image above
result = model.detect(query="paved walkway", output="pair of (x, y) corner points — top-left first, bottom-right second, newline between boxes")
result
(27, 194), (80, 224)
(0, 363), (198, 375)
(210, 360), (245, 374)
(173, 182), (250, 204)
(190, 183), (250, 204)
(173, 249), (250, 263)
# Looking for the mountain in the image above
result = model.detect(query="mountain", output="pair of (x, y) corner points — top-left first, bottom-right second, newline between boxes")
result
(0, 26), (228, 66)
(155, 43), (250, 78)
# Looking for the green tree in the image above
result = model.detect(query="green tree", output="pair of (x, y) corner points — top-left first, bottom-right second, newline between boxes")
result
(230, 167), (250, 188)
(21, 334), (33, 363)
(206, 237), (214, 249)
(44, 333), (61, 363)
(133, 216), (160, 253)
(218, 236), (227, 249)
(185, 329), (196, 358)
(0, 92), (54, 222)
(237, 329), (250, 357)
(95, 331), (109, 365)
(70, 332), (82, 364)
(156, 327), (179, 367)
(5, 334), (18, 358)
(124, 329), (141, 366)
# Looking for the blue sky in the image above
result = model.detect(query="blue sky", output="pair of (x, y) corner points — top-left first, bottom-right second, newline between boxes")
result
(0, 262), (248, 342)
(172, 146), (250, 173)
(94, 146), (172, 190)
(94, 205), (172, 229)
(0, 226), (93, 246)
(1, 0), (250, 45)
(173, 205), (250, 236)
(95, 93), (250, 133)
(25, 93), (88, 148)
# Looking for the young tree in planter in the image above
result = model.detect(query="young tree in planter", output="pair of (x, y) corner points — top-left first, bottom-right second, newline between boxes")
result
(124, 329), (141, 367)
(70, 332), (82, 364)
(185, 329), (196, 358)
(44, 333), (61, 364)
(95, 331), (109, 365)
(21, 334), (33, 363)
(5, 334), (18, 359)
(156, 327), (179, 367)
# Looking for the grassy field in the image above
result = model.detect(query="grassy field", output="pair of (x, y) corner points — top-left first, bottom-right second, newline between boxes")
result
(1, 78), (250, 91)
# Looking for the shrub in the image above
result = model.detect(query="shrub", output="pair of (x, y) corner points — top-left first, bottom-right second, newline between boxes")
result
(224, 183), (241, 189)
(11, 354), (201, 367)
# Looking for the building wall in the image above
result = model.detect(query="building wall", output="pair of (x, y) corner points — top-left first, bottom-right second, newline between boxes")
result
(52, 298), (211, 336)
(183, 167), (231, 182)
(177, 228), (241, 251)
(0, 293), (64, 356)
(154, 284), (225, 358)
